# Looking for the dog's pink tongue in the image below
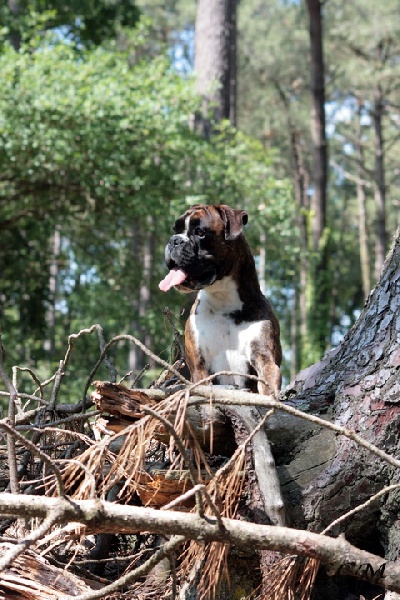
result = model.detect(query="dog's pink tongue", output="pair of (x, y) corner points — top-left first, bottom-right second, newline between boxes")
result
(159, 269), (187, 292)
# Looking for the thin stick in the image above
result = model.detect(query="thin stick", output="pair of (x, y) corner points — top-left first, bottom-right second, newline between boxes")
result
(189, 386), (400, 469)
(163, 484), (225, 531)
(0, 507), (64, 572)
(12, 366), (44, 399)
(141, 405), (204, 516)
(0, 339), (20, 493)
(62, 535), (186, 600)
(322, 483), (400, 536)
(0, 420), (65, 496)
(84, 334), (190, 403)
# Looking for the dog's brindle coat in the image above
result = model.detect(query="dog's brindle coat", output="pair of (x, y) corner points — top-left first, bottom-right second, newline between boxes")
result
(161, 204), (282, 397)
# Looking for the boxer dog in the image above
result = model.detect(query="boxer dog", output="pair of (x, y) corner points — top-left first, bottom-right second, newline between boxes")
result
(159, 204), (282, 397)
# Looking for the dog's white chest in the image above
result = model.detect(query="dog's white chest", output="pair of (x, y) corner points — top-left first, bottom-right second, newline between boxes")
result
(190, 277), (263, 386)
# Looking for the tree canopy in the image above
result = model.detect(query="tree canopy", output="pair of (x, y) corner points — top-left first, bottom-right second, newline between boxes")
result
(0, 0), (399, 396)
(0, 17), (294, 401)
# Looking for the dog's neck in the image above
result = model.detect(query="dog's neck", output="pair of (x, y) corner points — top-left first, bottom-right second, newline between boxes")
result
(198, 276), (242, 313)
(197, 237), (264, 316)
(228, 235), (263, 299)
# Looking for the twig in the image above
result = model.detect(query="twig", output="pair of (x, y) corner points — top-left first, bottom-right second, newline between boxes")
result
(0, 338), (20, 494)
(141, 405), (204, 516)
(130, 364), (150, 387)
(63, 324), (116, 382)
(12, 366), (44, 400)
(0, 390), (49, 406)
(0, 420), (65, 496)
(84, 334), (190, 402)
(163, 484), (225, 531)
(189, 386), (400, 469)
(322, 483), (400, 536)
(330, 159), (372, 188)
(49, 360), (65, 410)
(0, 506), (64, 572)
(0, 494), (399, 593)
(38, 324), (117, 408)
(16, 410), (100, 431)
(63, 534), (186, 600)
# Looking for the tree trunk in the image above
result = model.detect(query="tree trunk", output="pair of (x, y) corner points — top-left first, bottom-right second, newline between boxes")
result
(258, 230), (266, 295)
(8, 0), (21, 51)
(306, 0), (330, 360)
(44, 227), (61, 359)
(194, 0), (237, 134)
(356, 101), (372, 297)
(306, 0), (327, 253)
(273, 79), (310, 370)
(129, 217), (155, 375)
(277, 227), (400, 598)
(373, 83), (387, 282)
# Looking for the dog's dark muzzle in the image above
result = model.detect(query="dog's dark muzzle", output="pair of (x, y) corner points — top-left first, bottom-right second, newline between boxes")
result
(164, 235), (218, 290)
(165, 236), (197, 269)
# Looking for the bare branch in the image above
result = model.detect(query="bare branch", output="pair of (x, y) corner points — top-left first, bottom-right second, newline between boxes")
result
(68, 534), (186, 600)
(113, 382), (400, 470)
(85, 334), (191, 396)
(189, 385), (400, 469)
(322, 483), (400, 536)
(0, 494), (399, 593)
(0, 507), (64, 572)
(330, 160), (373, 188)
(0, 338), (20, 493)
(140, 404), (205, 516)
(0, 420), (65, 496)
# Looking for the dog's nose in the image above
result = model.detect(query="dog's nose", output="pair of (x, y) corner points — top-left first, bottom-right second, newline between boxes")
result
(170, 235), (186, 247)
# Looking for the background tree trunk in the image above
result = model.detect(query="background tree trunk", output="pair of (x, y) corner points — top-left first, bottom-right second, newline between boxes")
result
(194, 0), (237, 134)
(8, 0), (21, 51)
(356, 100), (371, 298)
(44, 227), (61, 359)
(306, 0), (327, 253)
(129, 216), (155, 376)
(273, 79), (310, 370)
(305, 0), (331, 362)
(373, 82), (387, 282)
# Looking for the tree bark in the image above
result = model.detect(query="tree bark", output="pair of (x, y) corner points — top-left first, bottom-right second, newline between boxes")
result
(194, 0), (237, 134)
(306, 0), (330, 359)
(279, 227), (400, 597)
(8, 0), (21, 51)
(306, 0), (327, 252)
(273, 79), (310, 370)
(373, 82), (387, 281)
(356, 101), (371, 297)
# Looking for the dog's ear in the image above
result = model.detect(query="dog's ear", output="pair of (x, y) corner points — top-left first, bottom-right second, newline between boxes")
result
(217, 206), (248, 240)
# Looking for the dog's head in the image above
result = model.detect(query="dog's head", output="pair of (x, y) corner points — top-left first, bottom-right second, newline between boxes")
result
(159, 204), (248, 292)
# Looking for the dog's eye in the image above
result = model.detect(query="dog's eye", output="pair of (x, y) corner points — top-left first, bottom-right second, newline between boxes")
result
(195, 227), (206, 238)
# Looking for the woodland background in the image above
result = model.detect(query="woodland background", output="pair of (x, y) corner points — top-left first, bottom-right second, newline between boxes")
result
(1, 0), (399, 408)
(0, 3), (399, 600)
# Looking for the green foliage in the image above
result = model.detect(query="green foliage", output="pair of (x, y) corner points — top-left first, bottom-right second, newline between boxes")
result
(237, 0), (399, 370)
(0, 24), (294, 403)
(0, 0), (140, 50)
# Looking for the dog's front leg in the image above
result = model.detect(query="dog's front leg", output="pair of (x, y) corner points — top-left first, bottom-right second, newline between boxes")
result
(184, 320), (210, 384)
(252, 355), (282, 397)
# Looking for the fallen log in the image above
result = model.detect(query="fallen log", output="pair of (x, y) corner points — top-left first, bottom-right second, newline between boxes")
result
(0, 542), (99, 599)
